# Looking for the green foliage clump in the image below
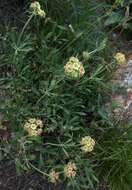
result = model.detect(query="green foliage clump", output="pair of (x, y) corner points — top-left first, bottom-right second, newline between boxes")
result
(94, 124), (132, 190)
(104, 0), (132, 31)
(0, 0), (131, 190)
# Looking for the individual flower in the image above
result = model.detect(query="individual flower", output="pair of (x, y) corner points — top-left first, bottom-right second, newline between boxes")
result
(80, 136), (95, 153)
(114, 52), (126, 64)
(28, 118), (36, 124)
(36, 119), (43, 126)
(23, 118), (43, 137)
(64, 161), (77, 178)
(49, 170), (59, 184)
(64, 56), (85, 79)
(30, 1), (46, 18)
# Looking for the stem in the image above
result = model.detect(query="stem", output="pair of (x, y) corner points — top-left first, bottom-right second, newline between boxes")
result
(17, 14), (34, 45)
(44, 142), (79, 147)
(13, 14), (34, 65)
(29, 162), (49, 177)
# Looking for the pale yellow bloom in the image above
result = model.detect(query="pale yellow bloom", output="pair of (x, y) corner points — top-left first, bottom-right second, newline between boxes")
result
(38, 9), (46, 17)
(24, 118), (43, 137)
(24, 123), (30, 130)
(30, 1), (46, 18)
(36, 119), (43, 127)
(49, 170), (59, 184)
(114, 52), (126, 64)
(64, 161), (77, 178)
(37, 128), (43, 136)
(80, 136), (95, 153)
(30, 1), (41, 10)
(30, 123), (37, 130)
(64, 56), (85, 79)
(28, 118), (36, 124)
(27, 128), (38, 136)
(69, 56), (79, 63)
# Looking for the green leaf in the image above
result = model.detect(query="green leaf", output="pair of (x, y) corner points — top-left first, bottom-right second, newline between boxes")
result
(105, 12), (123, 26)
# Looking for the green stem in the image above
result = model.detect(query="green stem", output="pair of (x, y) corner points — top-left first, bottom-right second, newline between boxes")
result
(17, 14), (34, 45)
(29, 162), (49, 177)
(13, 14), (34, 65)
(44, 142), (79, 147)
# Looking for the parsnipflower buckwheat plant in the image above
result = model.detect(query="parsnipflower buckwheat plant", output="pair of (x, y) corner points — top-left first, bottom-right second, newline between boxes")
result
(49, 170), (59, 184)
(23, 118), (43, 136)
(30, 1), (46, 18)
(64, 56), (85, 79)
(114, 52), (126, 64)
(64, 161), (77, 178)
(80, 136), (95, 153)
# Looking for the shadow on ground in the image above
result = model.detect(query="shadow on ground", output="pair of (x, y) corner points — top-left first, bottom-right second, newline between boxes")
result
(0, 0), (27, 26)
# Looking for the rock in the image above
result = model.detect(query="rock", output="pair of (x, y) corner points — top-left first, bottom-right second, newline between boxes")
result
(109, 54), (132, 121)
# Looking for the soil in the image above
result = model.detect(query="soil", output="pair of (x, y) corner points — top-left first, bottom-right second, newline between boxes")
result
(0, 161), (65, 190)
(0, 0), (27, 26)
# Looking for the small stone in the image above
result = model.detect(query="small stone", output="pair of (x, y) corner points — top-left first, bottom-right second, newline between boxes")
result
(28, 188), (33, 190)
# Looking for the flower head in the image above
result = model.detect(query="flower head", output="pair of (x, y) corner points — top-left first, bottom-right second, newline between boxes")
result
(49, 170), (59, 184)
(64, 56), (85, 79)
(64, 161), (77, 178)
(24, 118), (43, 137)
(114, 52), (126, 64)
(80, 136), (95, 153)
(30, 1), (46, 18)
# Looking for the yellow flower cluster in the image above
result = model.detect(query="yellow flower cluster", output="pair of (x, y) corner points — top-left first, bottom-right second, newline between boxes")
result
(24, 118), (43, 136)
(64, 56), (85, 79)
(49, 170), (59, 184)
(114, 52), (126, 64)
(64, 161), (77, 178)
(80, 136), (95, 153)
(30, 1), (46, 18)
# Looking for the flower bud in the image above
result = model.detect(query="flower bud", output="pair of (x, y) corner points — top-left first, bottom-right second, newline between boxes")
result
(114, 52), (126, 64)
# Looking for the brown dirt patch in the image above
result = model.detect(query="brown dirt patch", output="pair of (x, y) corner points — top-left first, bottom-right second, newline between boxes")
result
(0, 161), (65, 190)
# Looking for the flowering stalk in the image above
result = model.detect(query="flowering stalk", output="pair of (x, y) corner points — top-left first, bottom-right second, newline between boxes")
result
(29, 162), (49, 177)
(44, 142), (79, 147)
(17, 14), (34, 46)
